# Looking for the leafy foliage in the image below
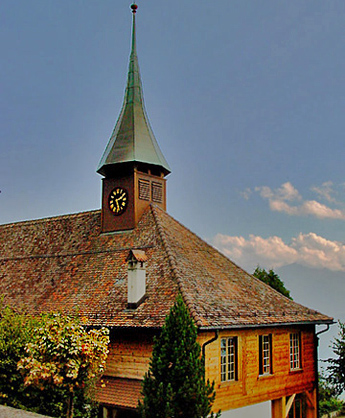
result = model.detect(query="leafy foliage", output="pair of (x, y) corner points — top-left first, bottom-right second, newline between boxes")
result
(18, 312), (109, 418)
(0, 304), (108, 418)
(327, 321), (345, 397)
(253, 266), (292, 299)
(0, 305), (67, 416)
(319, 372), (344, 416)
(139, 294), (220, 418)
(0, 304), (37, 410)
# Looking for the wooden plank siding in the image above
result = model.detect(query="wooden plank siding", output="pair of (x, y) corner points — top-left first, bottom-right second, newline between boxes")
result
(102, 325), (317, 413)
(105, 331), (154, 380)
(201, 325), (317, 412)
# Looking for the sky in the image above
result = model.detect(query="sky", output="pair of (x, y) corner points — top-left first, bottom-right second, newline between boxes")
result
(1, 0), (345, 407)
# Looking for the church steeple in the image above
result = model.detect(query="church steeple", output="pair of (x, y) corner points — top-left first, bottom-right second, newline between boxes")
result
(97, 3), (170, 178)
(99, 4), (170, 233)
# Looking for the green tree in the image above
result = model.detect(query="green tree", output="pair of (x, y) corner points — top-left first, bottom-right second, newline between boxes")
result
(139, 295), (220, 418)
(253, 266), (292, 299)
(319, 372), (344, 416)
(0, 304), (35, 409)
(18, 312), (109, 418)
(0, 305), (65, 416)
(327, 321), (345, 396)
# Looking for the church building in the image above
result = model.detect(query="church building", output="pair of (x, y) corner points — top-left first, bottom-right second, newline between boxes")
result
(0, 4), (333, 418)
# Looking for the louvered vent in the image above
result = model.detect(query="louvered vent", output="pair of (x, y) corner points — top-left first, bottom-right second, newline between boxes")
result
(139, 179), (150, 200)
(152, 182), (163, 203)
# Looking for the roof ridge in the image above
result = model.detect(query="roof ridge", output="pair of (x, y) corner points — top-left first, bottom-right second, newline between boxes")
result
(150, 206), (298, 304)
(150, 204), (203, 327)
(0, 209), (101, 229)
(152, 205), (257, 280)
(149, 205), (329, 323)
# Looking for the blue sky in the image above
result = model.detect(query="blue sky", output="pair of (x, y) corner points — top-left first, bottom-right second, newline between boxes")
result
(1, 0), (344, 366)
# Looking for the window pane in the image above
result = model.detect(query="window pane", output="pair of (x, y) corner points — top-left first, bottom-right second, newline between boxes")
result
(290, 333), (301, 370)
(221, 337), (237, 382)
(259, 334), (272, 375)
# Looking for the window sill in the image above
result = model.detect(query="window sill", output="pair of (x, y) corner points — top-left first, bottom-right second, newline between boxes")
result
(289, 368), (303, 375)
(258, 373), (274, 381)
(218, 380), (239, 388)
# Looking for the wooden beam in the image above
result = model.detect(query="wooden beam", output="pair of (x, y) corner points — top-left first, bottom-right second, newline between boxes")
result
(305, 390), (316, 410)
(285, 394), (296, 418)
(306, 389), (317, 418)
(272, 397), (286, 418)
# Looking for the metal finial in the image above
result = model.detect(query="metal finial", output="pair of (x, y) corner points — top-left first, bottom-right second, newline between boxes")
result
(131, 3), (138, 14)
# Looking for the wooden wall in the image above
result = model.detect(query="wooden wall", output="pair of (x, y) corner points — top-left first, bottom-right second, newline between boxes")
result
(103, 325), (317, 413)
(200, 325), (317, 412)
(105, 330), (154, 380)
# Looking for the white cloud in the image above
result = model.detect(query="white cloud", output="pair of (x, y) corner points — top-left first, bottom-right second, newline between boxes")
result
(255, 182), (301, 202)
(311, 181), (337, 203)
(212, 232), (345, 272)
(300, 200), (345, 219)
(250, 182), (345, 220)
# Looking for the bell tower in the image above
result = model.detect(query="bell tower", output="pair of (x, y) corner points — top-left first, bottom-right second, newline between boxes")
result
(97, 4), (170, 233)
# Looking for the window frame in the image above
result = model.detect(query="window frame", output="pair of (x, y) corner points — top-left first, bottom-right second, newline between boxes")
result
(290, 332), (302, 371)
(220, 336), (238, 382)
(259, 334), (273, 376)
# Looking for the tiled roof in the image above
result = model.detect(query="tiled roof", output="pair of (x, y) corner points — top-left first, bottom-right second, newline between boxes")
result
(96, 377), (142, 409)
(0, 206), (332, 328)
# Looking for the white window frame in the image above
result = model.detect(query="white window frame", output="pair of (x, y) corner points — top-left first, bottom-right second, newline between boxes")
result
(290, 332), (301, 370)
(221, 337), (238, 382)
(259, 334), (272, 375)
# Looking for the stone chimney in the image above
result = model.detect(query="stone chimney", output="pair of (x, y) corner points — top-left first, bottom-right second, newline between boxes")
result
(126, 249), (148, 309)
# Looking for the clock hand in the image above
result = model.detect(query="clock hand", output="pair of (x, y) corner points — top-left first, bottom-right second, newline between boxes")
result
(115, 193), (126, 204)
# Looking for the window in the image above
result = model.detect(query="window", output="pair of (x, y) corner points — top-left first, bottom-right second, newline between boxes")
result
(290, 333), (301, 370)
(221, 337), (238, 382)
(259, 334), (272, 375)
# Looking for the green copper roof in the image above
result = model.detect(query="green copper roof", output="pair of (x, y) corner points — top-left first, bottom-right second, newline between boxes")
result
(97, 4), (171, 177)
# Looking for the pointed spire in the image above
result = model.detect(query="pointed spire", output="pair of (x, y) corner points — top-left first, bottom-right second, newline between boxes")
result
(97, 3), (171, 177)
(126, 3), (140, 106)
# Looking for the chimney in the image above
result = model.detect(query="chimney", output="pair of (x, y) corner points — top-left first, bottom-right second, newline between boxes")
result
(126, 249), (148, 309)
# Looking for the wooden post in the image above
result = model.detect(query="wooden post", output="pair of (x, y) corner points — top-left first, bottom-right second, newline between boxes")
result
(271, 396), (286, 418)
(305, 389), (317, 418)
(286, 394), (296, 417)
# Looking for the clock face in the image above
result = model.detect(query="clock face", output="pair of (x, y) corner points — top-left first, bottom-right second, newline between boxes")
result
(109, 187), (128, 216)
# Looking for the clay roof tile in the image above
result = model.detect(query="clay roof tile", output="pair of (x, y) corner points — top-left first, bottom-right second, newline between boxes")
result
(0, 205), (333, 329)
